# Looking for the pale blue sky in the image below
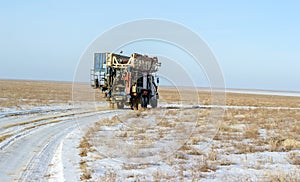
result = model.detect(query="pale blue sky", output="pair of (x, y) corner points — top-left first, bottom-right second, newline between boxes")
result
(1, 1), (299, 91)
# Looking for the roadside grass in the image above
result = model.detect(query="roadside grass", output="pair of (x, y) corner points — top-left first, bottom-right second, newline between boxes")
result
(0, 134), (13, 143)
(78, 98), (300, 180)
(0, 79), (106, 108)
(2, 80), (299, 109)
(2, 80), (300, 180)
(287, 151), (300, 165)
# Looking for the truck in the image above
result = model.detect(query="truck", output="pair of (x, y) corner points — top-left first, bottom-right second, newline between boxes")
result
(90, 52), (161, 109)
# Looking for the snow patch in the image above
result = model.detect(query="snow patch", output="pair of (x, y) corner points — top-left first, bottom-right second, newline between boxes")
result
(49, 141), (64, 182)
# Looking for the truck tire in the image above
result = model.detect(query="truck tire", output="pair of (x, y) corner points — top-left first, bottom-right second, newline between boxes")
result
(116, 102), (124, 109)
(133, 102), (138, 110)
(131, 99), (139, 110)
(109, 102), (114, 109)
(141, 96), (148, 108)
(150, 99), (158, 108)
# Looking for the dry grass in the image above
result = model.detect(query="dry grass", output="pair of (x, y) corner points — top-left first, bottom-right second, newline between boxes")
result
(81, 105), (300, 180)
(159, 87), (300, 108)
(0, 79), (106, 108)
(263, 169), (300, 182)
(79, 160), (91, 180)
(0, 133), (13, 142)
(1, 80), (299, 109)
(77, 115), (123, 180)
(78, 87), (299, 180)
(78, 137), (95, 181)
(244, 124), (259, 139)
(215, 106), (300, 153)
(287, 151), (300, 165)
(0, 80), (72, 107)
(78, 137), (92, 157)
(3, 112), (78, 129)
(99, 170), (117, 182)
(4, 80), (299, 180)
(225, 92), (300, 108)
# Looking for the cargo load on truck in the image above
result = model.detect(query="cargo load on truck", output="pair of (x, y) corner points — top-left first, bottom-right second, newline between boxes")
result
(91, 52), (161, 109)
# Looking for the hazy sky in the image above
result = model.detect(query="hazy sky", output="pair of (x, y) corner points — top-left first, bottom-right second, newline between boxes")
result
(1, 1), (299, 91)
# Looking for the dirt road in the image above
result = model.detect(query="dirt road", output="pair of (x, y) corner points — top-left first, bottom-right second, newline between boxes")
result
(0, 104), (124, 181)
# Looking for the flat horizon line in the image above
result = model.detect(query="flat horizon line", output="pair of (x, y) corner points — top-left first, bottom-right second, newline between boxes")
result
(1, 78), (299, 94)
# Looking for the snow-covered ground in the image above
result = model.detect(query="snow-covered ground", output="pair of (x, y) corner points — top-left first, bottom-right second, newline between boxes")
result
(0, 102), (123, 181)
(225, 88), (300, 97)
(159, 102), (300, 111)
(77, 103), (300, 181)
(0, 88), (299, 181)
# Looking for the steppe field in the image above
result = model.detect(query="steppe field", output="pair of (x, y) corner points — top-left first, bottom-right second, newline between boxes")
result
(0, 79), (299, 181)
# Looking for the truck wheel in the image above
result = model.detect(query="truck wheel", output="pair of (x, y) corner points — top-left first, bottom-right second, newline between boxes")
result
(133, 102), (138, 110)
(150, 99), (158, 108)
(131, 99), (138, 110)
(109, 102), (114, 109)
(141, 96), (148, 108)
(116, 102), (124, 109)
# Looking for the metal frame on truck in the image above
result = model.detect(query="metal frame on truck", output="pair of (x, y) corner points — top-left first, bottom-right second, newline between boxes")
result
(91, 52), (160, 109)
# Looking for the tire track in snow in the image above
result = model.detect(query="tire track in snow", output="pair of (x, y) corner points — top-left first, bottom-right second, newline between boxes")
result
(0, 108), (124, 182)
(160, 104), (300, 110)
(0, 109), (108, 151)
